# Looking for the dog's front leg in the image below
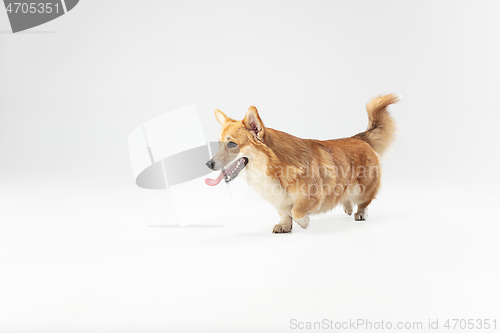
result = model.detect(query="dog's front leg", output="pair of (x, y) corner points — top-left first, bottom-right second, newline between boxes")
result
(291, 197), (318, 229)
(294, 214), (310, 229)
(273, 207), (293, 234)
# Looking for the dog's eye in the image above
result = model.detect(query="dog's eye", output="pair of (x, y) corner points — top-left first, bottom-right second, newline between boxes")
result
(227, 141), (237, 148)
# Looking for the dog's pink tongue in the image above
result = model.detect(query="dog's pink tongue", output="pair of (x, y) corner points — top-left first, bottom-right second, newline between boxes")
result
(205, 171), (225, 186)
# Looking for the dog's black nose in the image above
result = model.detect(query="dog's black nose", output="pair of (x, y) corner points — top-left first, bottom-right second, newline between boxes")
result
(206, 159), (215, 170)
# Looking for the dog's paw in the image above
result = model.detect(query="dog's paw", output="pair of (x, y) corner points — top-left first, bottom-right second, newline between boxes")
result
(343, 202), (353, 216)
(294, 216), (310, 229)
(273, 223), (292, 233)
(354, 212), (366, 221)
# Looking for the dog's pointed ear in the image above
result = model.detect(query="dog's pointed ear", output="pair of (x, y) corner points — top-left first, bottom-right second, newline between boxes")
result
(215, 109), (228, 125)
(243, 106), (265, 142)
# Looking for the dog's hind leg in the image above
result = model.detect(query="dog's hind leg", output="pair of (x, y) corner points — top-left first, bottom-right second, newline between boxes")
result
(354, 202), (369, 221)
(354, 188), (377, 221)
(354, 169), (380, 221)
(353, 188), (376, 221)
(343, 201), (353, 216)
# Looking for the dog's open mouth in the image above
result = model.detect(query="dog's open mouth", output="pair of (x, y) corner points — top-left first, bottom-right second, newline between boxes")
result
(205, 157), (248, 186)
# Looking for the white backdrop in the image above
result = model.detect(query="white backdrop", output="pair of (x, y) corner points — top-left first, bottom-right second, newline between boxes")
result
(1, 1), (499, 332)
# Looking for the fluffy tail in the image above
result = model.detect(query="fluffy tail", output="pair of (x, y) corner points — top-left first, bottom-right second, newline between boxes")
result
(353, 94), (400, 156)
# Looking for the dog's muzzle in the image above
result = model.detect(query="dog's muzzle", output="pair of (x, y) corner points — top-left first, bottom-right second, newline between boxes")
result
(205, 157), (249, 186)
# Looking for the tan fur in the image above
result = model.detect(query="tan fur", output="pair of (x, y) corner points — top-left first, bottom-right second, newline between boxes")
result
(211, 94), (400, 233)
(353, 94), (400, 156)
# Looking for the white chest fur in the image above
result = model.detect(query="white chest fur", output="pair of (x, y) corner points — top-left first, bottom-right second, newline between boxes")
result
(239, 150), (290, 210)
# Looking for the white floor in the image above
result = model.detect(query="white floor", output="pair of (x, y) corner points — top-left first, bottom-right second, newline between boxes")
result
(0, 179), (498, 332)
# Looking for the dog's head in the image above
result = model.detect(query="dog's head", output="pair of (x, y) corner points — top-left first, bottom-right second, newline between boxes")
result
(205, 106), (265, 186)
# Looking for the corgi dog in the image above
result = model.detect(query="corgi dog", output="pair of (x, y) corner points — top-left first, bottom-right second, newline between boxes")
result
(205, 94), (400, 233)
